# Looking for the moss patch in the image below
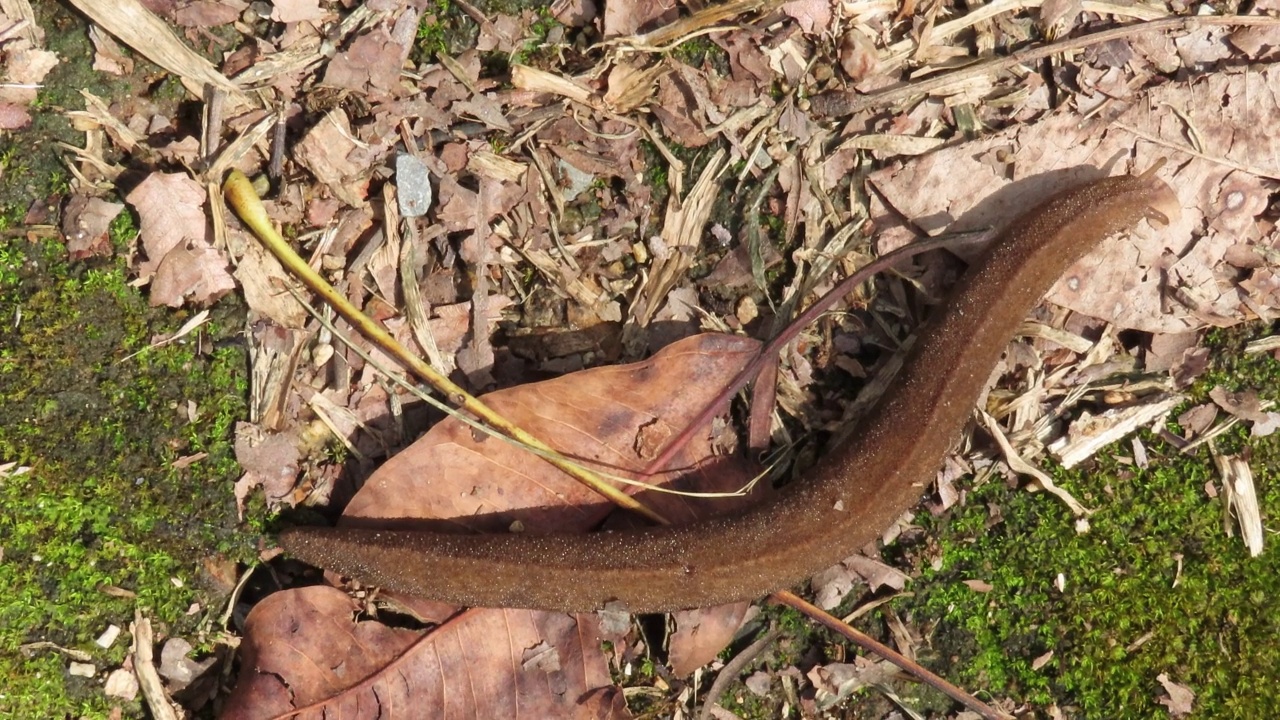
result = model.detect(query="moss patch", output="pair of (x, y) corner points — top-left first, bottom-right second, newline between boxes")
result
(0, 235), (248, 716)
(875, 324), (1280, 717)
(0, 2), (126, 220)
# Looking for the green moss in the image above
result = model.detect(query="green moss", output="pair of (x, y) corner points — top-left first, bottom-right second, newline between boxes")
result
(0, 3), (127, 221)
(414, 1), (478, 61)
(879, 323), (1280, 716)
(507, 7), (562, 67)
(0, 236), (249, 715)
(670, 36), (728, 69)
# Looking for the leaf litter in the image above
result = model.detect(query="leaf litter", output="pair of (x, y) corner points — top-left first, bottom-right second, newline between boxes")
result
(23, 0), (1280, 716)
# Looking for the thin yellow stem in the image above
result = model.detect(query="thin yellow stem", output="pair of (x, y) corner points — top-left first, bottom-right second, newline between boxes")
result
(222, 170), (666, 524)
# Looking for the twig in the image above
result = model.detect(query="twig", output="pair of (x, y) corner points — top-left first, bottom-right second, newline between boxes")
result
(132, 611), (181, 720)
(698, 626), (783, 720)
(641, 231), (991, 477)
(771, 591), (1013, 720)
(812, 15), (1280, 118)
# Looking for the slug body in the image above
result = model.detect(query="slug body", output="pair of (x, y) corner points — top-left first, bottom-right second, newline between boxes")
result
(281, 167), (1175, 613)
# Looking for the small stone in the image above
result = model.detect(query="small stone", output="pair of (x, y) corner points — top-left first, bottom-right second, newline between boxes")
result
(104, 668), (139, 700)
(395, 153), (434, 218)
(95, 624), (121, 649)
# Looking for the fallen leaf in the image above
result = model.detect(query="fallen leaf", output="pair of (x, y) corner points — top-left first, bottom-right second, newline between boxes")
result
(125, 172), (209, 278)
(149, 240), (235, 307)
(60, 194), (123, 259)
(0, 102), (30, 129)
(323, 27), (407, 98)
(227, 580), (629, 718)
(1209, 385), (1280, 436)
(602, 0), (676, 37)
(1156, 672), (1195, 717)
(0, 46), (58, 104)
(870, 64), (1280, 335)
(89, 24), (134, 75)
(963, 579), (994, 592)
(272, 0), (325, 23)
(668, 602), (750, 677)
(173, 0), (242, 27)
(234, 423), (301, 513)
(783, 0), (832, 34)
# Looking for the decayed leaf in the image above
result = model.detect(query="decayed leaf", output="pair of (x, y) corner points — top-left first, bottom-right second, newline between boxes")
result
(807, 658), (900, 710)
(1176, 403), (1218, 438)
(1156, 673), (1195, 717)
(228, 587), (627, 719)
(88, 24), (134, 75)
(272, 0), (326, 24)
(150, 241), (236, 307)
(870, 63), (1280, 335)
(125, 172), (236, 306)
(0, 43), (57, 104)
(173, 0), (241, 28)
(234, 422), (301, 514)
(60, 193), (123, 259)
(292, 109), (373, 207)
(782, 0), (832, 34)
(341, 332), (759, 528)
(810, 554), (911, 610)
(322, 26), (408, 98)
(1208, 385), (1280, 436)
(126, 172), (208, 276)
(222, 587), (419, 718)
(602, 0), (677, 38)
(838, 28), (881, 83)
(667, 602), (751, 677)
(0, 102), (29, 129)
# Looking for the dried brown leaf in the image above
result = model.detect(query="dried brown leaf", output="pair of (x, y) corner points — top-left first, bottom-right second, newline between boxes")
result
(963, 579), (994, 592)
(668, 602), (751, 676)
(0, 44), (56, 104)
(88, 24), (134, 75)
(782, 0), (831, 34)
(233, 335), (763, 714)
(293, 109), (371, 207)
(602, 0), (677, 38)
(838, 28), (880, 83)
(870, 64), (1280, 335)
(60, 194), (123, 260)
(1156, 673), (1195, 717)
(341, 332), (759, 529)
(126, 172), (233, 306)
(227, 587), (628, 719)
(234, 422), (301, 511)
(173, 0), (241, 28)
(550, 0), (597, 27)
(0, 102), (29, 129)
(150, 239), (235, 307)
(272, 0), (326, 24)
(322, 27), (407, 97)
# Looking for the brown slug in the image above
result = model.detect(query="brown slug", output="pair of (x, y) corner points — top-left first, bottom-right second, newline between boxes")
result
(279, 162), (1178, 613)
